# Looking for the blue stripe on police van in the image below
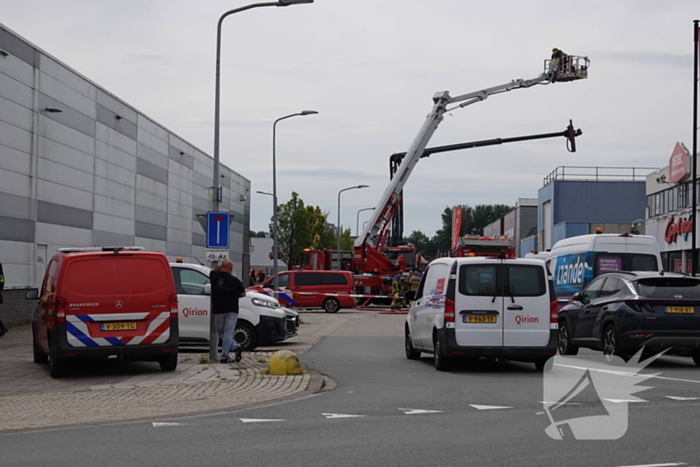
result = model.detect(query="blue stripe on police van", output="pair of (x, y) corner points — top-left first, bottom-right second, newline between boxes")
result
(105, 337), (124, 346)
(66, 322), (99, 347)
(278, 293), (300, 307)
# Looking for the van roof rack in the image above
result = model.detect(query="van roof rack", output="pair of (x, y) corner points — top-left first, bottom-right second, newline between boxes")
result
(59, 246), (145, 254)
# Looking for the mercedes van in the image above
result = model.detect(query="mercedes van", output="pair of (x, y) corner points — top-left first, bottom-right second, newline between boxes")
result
(30, 247), (179, 378)
(547, 234), (661, 300)
(405, 256), (557, 371)
(252, 270), (355, 313)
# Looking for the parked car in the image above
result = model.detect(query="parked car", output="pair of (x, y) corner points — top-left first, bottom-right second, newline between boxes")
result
(405, 256), (557, 371)
(252, 270), (355, 313)
(557, 271), (700, 365)
(29, 247), (179, 378)
(171, 263), (297, 350)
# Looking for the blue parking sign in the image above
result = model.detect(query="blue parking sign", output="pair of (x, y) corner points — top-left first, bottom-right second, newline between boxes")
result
(206, 212), (230, 248)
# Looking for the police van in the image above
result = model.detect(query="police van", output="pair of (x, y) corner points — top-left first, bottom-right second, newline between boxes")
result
(547, 233), (661, 300)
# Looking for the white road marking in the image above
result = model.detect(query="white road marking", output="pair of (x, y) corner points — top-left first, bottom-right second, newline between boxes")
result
(322, 413), (366, 419)
(469, 404), (512, 410)
(616, 463), (687, 467)
(540, 401), (582, 406)
(536, 412), (545, 415)
(152, 422), (186, 427)
(604, 399), (647, 404)
(398, 408), (443, 415)
(240, 418), (286, 423)
(555, 363), (700, 385)
(664, 396), (700, 401)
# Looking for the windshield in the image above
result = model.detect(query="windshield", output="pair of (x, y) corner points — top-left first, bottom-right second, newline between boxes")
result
(634, 277), (700, 299)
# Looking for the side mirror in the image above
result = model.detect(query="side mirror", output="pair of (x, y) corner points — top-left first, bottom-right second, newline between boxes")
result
(25, 288), (38, 300)
(405, 290), (416, 302)
(203, 284), (211, 295)
(572, 291), (588, 305)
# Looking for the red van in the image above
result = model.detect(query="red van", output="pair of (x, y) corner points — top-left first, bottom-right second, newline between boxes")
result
(252, 270), (355, 313)
(29, 247), (179, 378)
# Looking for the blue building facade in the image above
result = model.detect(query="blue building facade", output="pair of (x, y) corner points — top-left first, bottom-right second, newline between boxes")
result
(525, 167), (652, 253)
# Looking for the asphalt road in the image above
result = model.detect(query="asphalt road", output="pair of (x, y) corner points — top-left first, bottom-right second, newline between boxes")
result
(4, 312), (700, 467)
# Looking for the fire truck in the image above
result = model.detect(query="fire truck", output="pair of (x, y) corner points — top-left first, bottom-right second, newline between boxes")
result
(451, 236), (515, 258)
(303, 54), (588, 298)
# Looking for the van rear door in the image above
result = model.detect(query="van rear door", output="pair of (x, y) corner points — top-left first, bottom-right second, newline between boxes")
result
(454, 261), (503, 347)
(502, 263), (551, 347)
(62, 254), (175, 347)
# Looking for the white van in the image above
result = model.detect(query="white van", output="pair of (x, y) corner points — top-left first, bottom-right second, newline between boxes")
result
(170, 263), (298, 350)
(405, 256), (557, 371)
(547, 234), (661, 300)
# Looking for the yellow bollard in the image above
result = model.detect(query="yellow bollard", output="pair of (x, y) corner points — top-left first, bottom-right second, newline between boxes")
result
(268, 350), (303, 375)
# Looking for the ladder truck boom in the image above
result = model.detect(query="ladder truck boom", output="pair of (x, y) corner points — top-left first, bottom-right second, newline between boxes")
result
(353, 56), (588, 273)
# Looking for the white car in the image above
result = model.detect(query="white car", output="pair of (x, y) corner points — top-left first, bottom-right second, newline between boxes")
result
(170, 263), (298, 350)
(405, 256), (557, 371)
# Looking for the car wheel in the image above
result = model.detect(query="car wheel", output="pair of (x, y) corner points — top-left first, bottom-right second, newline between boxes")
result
(234, 321), (258, 351)
(49, 340), (67, 379)
(603, 325), (622, 364)
(323, 298), (340, 313)
(433, 333), (451, 371)
(405, 326), (421, 360)
(33, 335), (48, 364)
(159, 354), (178, 371)
(558, 321), (579, 356)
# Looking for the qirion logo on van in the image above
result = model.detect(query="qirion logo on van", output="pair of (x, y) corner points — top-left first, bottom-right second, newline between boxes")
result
(553, 253), (593, 296)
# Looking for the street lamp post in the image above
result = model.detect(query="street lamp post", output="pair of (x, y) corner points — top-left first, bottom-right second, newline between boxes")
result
(356, 207), (375, 237)
(337, 185), (369, 270)
(210, 0), (313, 361)
(272, 111), (318, 293)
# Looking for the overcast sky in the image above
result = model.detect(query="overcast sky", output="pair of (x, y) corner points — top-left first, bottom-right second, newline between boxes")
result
(1, 1), (698, 237)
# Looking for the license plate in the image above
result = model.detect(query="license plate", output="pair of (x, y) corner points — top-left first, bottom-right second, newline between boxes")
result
(101, 322), (138, 331)
(665, 306), (695, 314)
(464, 315), (497, 323)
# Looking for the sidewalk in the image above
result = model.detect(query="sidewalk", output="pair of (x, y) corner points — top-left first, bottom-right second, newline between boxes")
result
(0, 310), (357, 433)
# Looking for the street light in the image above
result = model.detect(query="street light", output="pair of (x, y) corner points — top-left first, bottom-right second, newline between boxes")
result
(337, 185), (369, 270)
(272, 110), (318, 292)
(356, 207), (375, 237)
(210, 0), (313, 361)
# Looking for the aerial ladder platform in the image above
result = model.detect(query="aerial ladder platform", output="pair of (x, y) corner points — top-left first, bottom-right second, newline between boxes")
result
(353, 53), (589, 275)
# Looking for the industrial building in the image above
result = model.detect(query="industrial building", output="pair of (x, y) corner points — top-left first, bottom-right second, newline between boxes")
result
(0, 24), (251, 326)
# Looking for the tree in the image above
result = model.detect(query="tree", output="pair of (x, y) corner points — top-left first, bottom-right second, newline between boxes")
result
(432, 204), (514, 253)
(271, 192), (315, 266)
(404, 230), (436, 258)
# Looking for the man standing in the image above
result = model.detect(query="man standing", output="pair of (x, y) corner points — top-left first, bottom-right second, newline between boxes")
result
(209, 259), (246, 363)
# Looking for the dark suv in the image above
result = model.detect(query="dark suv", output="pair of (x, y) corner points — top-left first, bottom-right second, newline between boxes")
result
(557, 271), (700, 364)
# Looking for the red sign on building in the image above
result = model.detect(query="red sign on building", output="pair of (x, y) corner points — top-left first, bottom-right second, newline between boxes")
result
(665, 216), (694, 243)
(669, 142), (689, 182)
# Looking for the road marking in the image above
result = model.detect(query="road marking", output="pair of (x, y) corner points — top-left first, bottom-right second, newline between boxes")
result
(555, 363), (700, 385)
(322, 413), (366, 419)
(398, 408), (443, 415)
(240, 418), (286, 423)
(152, 422), (186, 427)
(617, 463), (687, 467)
(469, 404), (512, 410)
(604, 399), (647, 404)
(665, 396), (700, 401)
(540, 401), (582, 406)
(536, 412), (545, 415)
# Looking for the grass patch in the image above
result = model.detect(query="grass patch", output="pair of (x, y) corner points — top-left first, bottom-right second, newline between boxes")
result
(229, 366), (247, 371)
(257, 359), (268, 364)
(198, 357), (214, 364)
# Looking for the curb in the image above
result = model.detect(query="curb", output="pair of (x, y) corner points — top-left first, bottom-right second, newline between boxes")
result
(0, 371), (330, 435)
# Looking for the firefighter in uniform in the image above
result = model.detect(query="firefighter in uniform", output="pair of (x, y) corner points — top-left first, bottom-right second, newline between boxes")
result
(408, 270), (421, 305)
(390, 274), (402, 309)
